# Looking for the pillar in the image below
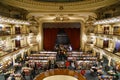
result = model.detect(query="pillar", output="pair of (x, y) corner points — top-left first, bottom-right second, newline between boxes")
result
(92, 49), (96, 56)
(13, 55), (16, 65)
(38, 22), (43, 51)
(99, 51), (103, 59)
(80, 21), (86, 51)
(108, 57), (112, 66)
(27, 48), (31, 55)
(21, 52), (24, 59)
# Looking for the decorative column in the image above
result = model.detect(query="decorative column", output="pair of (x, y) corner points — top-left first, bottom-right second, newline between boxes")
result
(27, 48), (31, 55)
(99, 51), (103, 59)
(108, 56), (112, 66)
(21, 51), (24, 59)
(12, 55), (16, 65)
(81, 21), (86, 51)
(37, 22), (43, 51)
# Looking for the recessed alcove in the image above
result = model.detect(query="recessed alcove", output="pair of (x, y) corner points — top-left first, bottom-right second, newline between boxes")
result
(43, 22), (80, 51)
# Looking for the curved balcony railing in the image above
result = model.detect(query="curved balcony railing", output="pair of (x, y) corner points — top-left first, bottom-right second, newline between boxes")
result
(15, 0), (105, 5)
(34, 69), (86, 80)
(1, 0), (117, 12)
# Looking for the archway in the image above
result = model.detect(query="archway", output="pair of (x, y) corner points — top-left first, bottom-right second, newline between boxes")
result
(43, 22), (81, 51)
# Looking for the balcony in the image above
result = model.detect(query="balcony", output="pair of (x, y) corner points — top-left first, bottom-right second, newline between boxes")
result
(0, 31), (11, 36)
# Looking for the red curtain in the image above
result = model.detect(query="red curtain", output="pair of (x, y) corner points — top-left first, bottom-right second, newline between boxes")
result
(43, 28), (80, 51)
(64, 28), (80, 50)
(43, 28), (58, 50)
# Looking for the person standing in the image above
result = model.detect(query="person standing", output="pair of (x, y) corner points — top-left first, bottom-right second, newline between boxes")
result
(69, 44), (72, 51)
(11, 75), (15, 80)
(65, 60), (70, 69)
(113, 72), (119, 80)
(80, 69), (86, 76)
(21, 71), (25, 80)
(69, 61), (75, 70)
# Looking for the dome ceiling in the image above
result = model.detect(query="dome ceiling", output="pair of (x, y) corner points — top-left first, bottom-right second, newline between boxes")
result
(0, 0), (119, 22)
(0, 0), (118, 12)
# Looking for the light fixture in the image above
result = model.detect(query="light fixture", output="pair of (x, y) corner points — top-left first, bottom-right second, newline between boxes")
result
(94, 16), (120, 25)
(0, 24), (3, 27)
(16, 35), (22, 40)
(0, 15), (30, 25)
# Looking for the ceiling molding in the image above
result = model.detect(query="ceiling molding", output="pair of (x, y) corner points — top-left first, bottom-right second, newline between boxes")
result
(26, 12), (96, 23)
(27, 11), (96, 17)
(0, 0), (118, 12)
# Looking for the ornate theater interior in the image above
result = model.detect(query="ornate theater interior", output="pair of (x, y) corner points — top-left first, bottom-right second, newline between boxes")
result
(0, 0), (120, 80)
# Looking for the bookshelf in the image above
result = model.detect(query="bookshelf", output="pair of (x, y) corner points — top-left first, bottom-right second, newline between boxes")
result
(27, 51), (98, 69)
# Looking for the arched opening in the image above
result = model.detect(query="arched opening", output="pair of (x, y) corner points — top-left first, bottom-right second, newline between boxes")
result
(43, 22), (81, 51)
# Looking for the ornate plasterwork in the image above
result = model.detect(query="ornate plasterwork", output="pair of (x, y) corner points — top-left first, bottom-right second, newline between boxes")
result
(26, 12), (97, 23)
(0, 0), (118, 11)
